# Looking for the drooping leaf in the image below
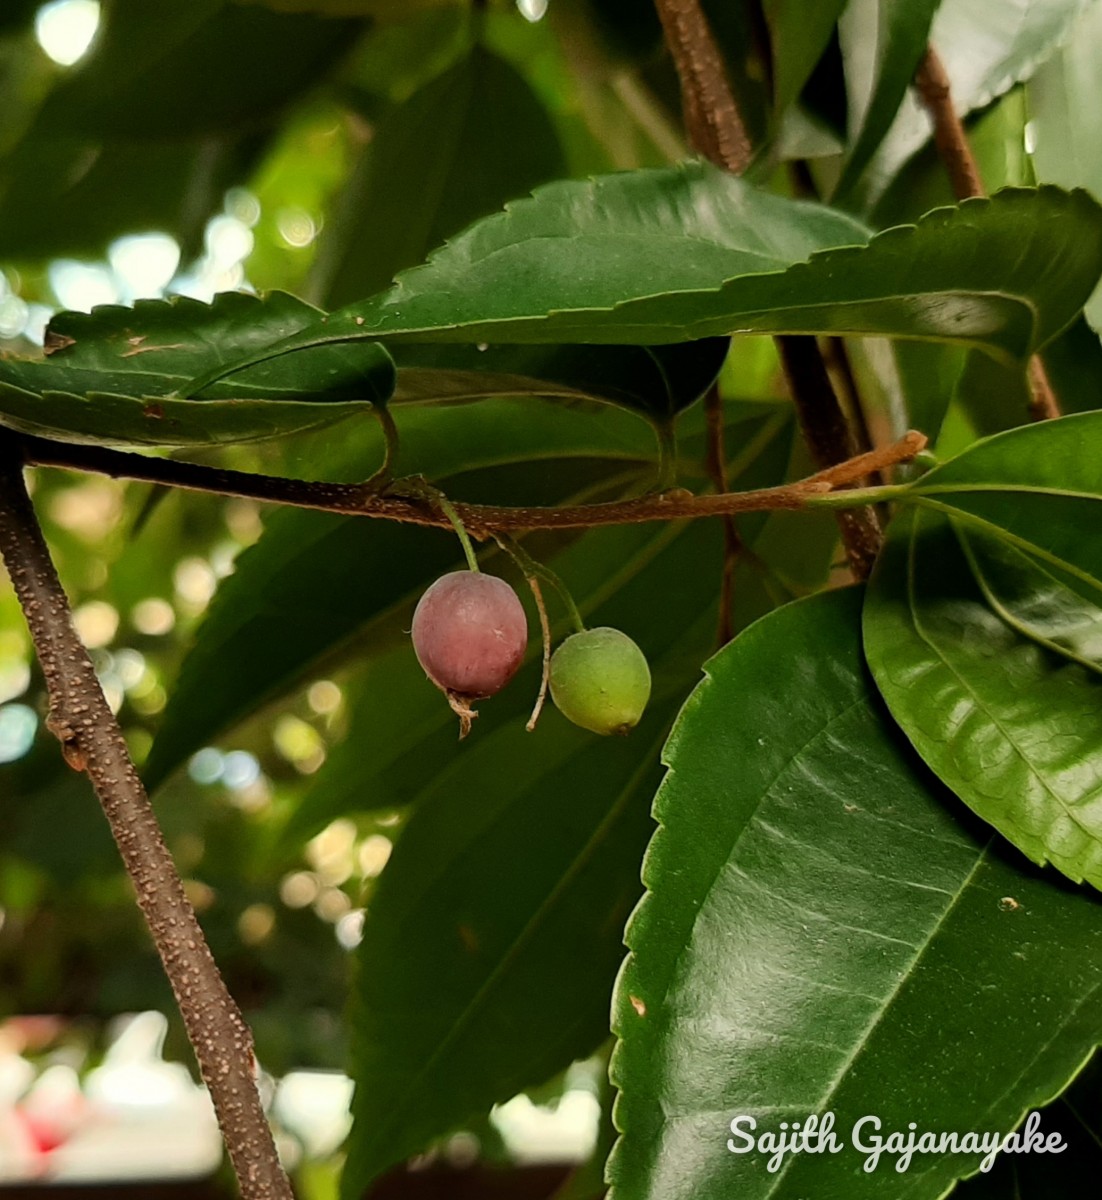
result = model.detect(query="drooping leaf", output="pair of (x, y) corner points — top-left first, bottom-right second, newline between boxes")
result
(865, 506), (1102, 889)
(1028, 0), (1102, 332)
(763, 0), (849, 118)
(313, 45), (565, 307)
(610, 586), (1102, 1200)
(862, 413), (1102, 885)
(833, 0), (941, 204)
(0, 381), (378, 447)
(189, 176), (1102, 388)
(142, 397), (667, 791)
(845, 0), (1088, 211)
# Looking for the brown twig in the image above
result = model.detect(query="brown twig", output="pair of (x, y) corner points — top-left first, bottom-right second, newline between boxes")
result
(913, 48), (984, 201)
(914, 46), (1060, 422)
(0, 436), (293, 1200)
(703, 382), (739, 644)
(1025, 356), (1060, 423)
(652, 0), (751, 173)
(16, 430), (925, 538)
(776, 336), (884, 579)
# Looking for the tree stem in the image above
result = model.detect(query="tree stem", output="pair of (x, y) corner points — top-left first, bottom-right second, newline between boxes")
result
(776, 336), (883, 579)
(0, 435), (292, 1200)
(914, 45), (1060, 421)
(913, 48), (984, 201)
(652, 0), (751, 173)
(18, 429), (926, 537)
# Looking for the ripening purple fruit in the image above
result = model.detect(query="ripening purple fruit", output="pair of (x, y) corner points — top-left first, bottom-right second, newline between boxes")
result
(411, 571), (528, 699)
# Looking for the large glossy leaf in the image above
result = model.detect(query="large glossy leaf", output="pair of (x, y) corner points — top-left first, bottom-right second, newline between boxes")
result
(142, 397), (665, 791)
(609, 587), (1102, 1200)
(36, 0), (364, 139)
(1028, 1), (1102, 333)
(863, 413), (1102, 885)
(847, 0), (1088, 211)
(313, 45), (565, 307)
(834, 0), (941, 204)
(900, 409), (1102, 590)
(865, 506), (1102, 888)
(187, 176), (1102, 385)
(763, 0), (849, 117)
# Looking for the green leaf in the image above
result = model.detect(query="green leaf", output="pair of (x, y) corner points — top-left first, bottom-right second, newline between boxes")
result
(142, 397), (665, 792)
(0, 290), (393, 422)
(865, 504), (1102, 888)
(0, 382), (378, 448)
(192, 175), (1102, 382)
(2, 292), (727, 436)
(763, 0), (849, 117)
(341, 516), (725, 1198)
(903, 410), (1102, 591)
(36, 0), (364, 139)
(834, 0), (941, 204)
(846, 0), (1088, 211)
(313, 45), (565, 307)
(1028, 1), (1102, 333)
(610, 587), (1102, 1200)
(862, 413), (1102, 885)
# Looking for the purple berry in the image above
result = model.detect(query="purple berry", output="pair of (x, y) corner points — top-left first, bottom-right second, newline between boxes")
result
(411, 571), (528, 699)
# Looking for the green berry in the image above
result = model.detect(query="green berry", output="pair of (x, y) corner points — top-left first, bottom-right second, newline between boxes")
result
(549, 627), (651, 735)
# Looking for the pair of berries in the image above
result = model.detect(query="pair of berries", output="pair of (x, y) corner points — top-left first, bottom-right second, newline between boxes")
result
(411, 570), (650, 735)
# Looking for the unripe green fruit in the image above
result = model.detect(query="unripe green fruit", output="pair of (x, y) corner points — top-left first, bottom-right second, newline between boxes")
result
(549, 627), (651, 735)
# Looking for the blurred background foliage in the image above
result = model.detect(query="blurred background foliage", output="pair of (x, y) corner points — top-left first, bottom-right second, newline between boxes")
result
(0, 0), (788, 1067)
